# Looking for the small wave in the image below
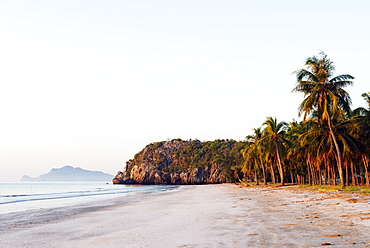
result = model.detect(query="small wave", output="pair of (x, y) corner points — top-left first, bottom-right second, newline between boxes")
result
(0, 185), (175, 206)
(1, 194), (28, 198)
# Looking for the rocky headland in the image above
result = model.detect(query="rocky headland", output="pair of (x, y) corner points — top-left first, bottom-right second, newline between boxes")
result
(113, 139), (245, 185)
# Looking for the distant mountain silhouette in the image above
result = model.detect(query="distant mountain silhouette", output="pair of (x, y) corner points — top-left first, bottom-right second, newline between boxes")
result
(21, 165), (114, 182)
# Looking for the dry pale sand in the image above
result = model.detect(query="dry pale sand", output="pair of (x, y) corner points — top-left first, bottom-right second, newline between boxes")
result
(1, 184), (370, 248)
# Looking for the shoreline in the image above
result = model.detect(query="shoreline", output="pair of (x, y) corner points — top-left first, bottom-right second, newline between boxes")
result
(0, 182), (178, 215)
(0, 185), (185, 232)
(1, 184), (370, 247)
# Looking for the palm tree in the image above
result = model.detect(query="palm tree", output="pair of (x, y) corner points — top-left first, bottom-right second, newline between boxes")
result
(285, 120), (309, 184)
(241, 146), (259, 184)
(292, 52), (355, 186)
(260, 117), (288, 185)
(353, 92), (370, 186)
(299, 114), (359, 185)
(242, 127), (267, 185)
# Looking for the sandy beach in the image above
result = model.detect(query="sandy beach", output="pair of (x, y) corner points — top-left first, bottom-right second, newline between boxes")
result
(1, 184), (370, 248)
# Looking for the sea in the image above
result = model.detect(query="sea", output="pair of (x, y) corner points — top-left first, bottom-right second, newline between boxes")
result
(0, 182), (177, 214)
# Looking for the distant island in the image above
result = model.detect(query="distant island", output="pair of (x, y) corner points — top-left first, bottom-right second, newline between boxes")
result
(21, 165), (114, 182)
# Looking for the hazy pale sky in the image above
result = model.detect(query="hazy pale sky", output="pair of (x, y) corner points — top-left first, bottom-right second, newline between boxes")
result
(1, 0), (369, 181)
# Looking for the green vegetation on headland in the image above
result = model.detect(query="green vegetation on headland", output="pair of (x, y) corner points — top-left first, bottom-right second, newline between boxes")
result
(148, 139), (245, 179)
(114, 139), (246, 185)
(115, 52), (370, 187)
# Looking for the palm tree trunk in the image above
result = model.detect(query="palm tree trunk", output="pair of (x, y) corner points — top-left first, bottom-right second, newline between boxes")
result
(326, 157), (331, 185)
(327, 118), (345, 187)
(332, 166), (337, 186)
(275, 143), (285, 186)
(254, 167), (259, 185)
(350, 161), (356, 186)
(259, 159), (267, 185)
(290, 171), (294, 184)
(307, 161), (312, 185)
(270, 165), (276, 184)
(324, 160), (328, 185)
(362, 155), (370, 187)
(345, 161), (349, 186)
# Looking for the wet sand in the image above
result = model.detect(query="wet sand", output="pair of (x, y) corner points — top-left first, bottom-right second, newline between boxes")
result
(1, 184), (370, 247)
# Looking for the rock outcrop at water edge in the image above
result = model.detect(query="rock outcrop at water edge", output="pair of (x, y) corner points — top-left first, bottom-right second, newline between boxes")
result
(113, 139), (245, 185)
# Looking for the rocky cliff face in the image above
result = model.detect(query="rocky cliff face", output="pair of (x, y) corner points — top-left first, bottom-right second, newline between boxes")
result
(113, 139), (245, 185)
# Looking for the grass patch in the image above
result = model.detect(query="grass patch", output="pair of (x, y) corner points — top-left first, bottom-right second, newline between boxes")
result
(297, 184), (370, 194)
(338, 186), (361, 192)
(317, 185), (340, 191)
(360, 189), (370, 194)
(298, 185), (340, 191)
(298, 185), (312, 188)
(242, 183), (370, 194)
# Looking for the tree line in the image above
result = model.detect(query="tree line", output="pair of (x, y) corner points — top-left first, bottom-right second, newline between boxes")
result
(240, 52), (370, 187)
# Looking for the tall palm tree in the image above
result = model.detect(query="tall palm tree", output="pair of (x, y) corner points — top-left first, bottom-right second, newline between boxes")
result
(292, 52), (355, 186)
(260, 117), (288, 185)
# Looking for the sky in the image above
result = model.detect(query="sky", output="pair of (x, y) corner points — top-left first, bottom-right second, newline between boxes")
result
(0, 0), (369, 181)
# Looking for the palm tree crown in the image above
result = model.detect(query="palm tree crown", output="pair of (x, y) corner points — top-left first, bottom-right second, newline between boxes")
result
(292, 52), (354, 122)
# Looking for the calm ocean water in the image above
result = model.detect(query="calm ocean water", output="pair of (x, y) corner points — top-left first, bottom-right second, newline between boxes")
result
(0, 182), (176, 214)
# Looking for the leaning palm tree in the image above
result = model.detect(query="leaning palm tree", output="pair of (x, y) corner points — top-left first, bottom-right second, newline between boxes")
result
(260, 117), (288, 185)
(243, 127), (267, 185)
(292, 52), (355, 186)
